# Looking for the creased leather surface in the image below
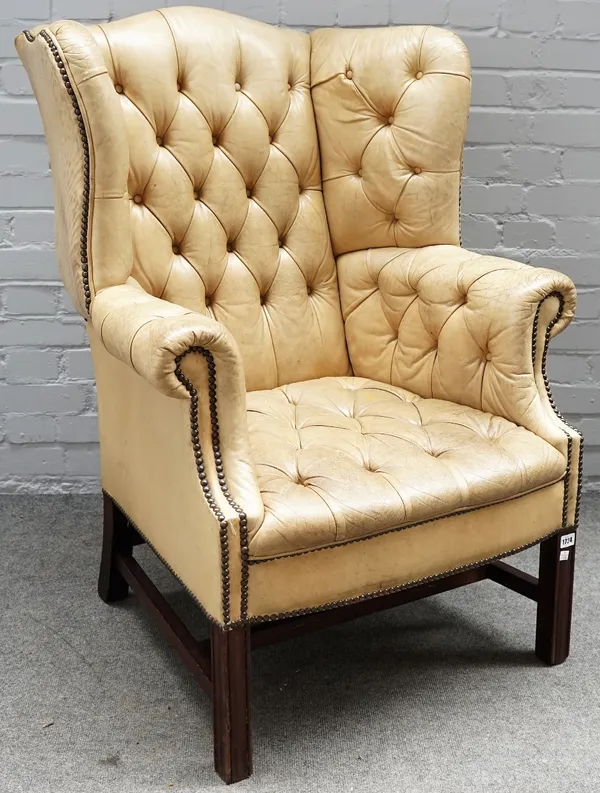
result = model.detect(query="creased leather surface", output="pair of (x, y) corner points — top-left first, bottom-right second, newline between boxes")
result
(89, 325), (242, 623)
(248, 482), (565, 617)
(87, 7), (350, 391)
(246, 376), (566, 559)
(339, 246), (576, 439)
(17, 22), (133, 311)
(91, 282), (265, 538)
(311, 26), (471, 255)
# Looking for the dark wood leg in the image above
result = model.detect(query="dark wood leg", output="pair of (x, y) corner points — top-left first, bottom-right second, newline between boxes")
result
(535, 531), (576, 666)
(98, 493), (133, 603)
(211, 624), (252, 784)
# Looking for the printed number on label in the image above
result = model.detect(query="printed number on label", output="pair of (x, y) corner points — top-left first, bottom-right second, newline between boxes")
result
(560, 533), (576, 549)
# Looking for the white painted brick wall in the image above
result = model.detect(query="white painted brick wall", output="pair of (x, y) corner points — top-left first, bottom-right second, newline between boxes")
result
(0, 0), (599, 492)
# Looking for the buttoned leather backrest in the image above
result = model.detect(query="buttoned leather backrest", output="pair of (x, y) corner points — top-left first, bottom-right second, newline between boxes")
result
(310, 27), (471, 255)
(20, 8), (350, 391)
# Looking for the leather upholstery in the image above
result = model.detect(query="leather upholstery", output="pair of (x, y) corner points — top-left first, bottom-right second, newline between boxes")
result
(17, 9), (582, 626)
(339, 246), (575, 409)
(311, 26), (470, 255)
(249, 482), (566, 617)
(246, 377), (566, 560)
(89, 7), (350, 391)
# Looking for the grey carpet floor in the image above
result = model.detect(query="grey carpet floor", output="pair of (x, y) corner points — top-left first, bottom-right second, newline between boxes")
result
(1, 495), (599, 793)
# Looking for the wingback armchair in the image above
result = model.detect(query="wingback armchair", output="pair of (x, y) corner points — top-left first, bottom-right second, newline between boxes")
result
(18, 7), (582, 784)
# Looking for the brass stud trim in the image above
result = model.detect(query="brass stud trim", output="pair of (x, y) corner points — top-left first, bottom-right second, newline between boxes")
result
(174, 347), (250, 625)
(28, 29), (92, 314)
(248, 479), (565, 565)
(245, 526), (567, 625)
(532, 291), (584, 530)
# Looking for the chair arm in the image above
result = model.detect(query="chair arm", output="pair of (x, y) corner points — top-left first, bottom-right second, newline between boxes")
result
(338, 245), (577, 442)
(91, 282), (244, 399)
(90, 282), (264, 540)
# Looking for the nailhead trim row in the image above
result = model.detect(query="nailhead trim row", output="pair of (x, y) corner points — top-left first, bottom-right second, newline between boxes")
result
(24, 30), (92, 313)
(248, 479), (563, 564)
(244, 525), (566, 626)
(532, 291), (584, 531)
(174, 347), (250, 625)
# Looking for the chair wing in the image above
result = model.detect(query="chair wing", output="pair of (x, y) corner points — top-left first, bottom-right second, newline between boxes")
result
(311, 26), (471, 255)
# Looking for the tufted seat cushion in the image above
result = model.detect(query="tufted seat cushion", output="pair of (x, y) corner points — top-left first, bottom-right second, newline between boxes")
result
(246, 377), (567, 560)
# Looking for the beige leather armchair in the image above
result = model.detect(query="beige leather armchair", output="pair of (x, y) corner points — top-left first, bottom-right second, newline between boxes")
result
(18, 8), (582, 784)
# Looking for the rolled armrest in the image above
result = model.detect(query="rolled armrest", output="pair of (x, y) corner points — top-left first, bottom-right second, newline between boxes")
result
(338, 245), (577, 443)
(91, 281), (243, 399)
(90, 282), (265, 540)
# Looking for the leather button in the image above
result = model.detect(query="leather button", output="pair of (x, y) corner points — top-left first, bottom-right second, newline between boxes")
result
(246, 188), (252, 198)
(176, 82), (181, 91)
(485, 352), (492, 362)
(278, 238), (284, 248)
(416, 71), (424, 79)
(212, 135), (218, 145)
(346, 69), (353, 79)
(260, 293), (267, 305)
(388, 116), (394, 125)
(268, 135), (273, 143)
(156, 135), (163, 146)
(413, 166), (422, 175)
(193, 189), (199, 200)
(234, 82), (241, 91)
(114, 84), (123, 94)
(287, 82), (291, 90)
(307, 285), (313, 296)
(133, 194), (143, 204)
(205, 295), (211, 307)
(357, 169), (363, 177)
(226, 242), (233, 253)
(172, 244), (180, 254)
